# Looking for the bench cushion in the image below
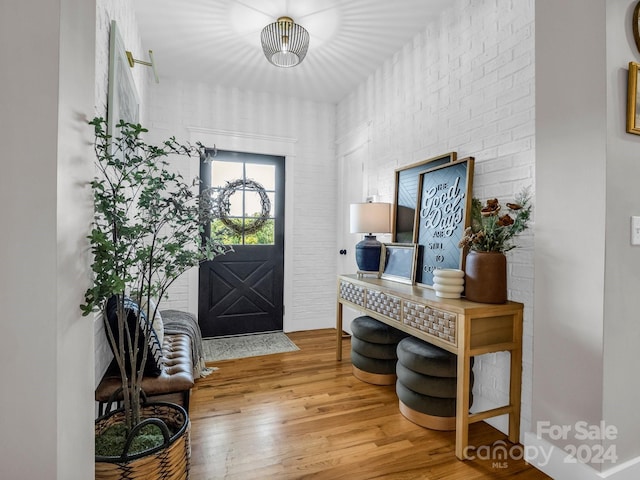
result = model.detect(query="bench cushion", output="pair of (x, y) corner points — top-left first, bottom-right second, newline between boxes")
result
(95, 333), (194, 402)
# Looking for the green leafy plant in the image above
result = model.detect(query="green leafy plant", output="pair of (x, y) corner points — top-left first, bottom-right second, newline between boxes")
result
(459, 187), (532, 253)
(81, 118), (229, 437)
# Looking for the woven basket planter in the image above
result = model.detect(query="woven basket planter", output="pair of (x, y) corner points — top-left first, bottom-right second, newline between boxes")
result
(95, 402), (191, 480)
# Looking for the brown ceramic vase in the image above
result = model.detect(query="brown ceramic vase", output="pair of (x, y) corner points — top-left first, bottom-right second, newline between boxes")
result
(463, 250), (507, 304)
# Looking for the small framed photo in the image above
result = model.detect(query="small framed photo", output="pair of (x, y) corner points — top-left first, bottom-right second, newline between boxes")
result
(627, 62), (640, 135)
(380, 243), (418, 285)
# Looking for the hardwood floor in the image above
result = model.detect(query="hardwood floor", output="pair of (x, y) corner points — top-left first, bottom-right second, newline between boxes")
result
(189, 329), (550, 480)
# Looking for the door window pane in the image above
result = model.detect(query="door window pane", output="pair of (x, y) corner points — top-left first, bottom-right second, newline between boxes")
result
(245, 163), (276, 190)
(205, 154), (277, 246)
(211, 162), (242, 188)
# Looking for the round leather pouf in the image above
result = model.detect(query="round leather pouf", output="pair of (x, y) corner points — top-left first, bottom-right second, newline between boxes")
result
(396, 380), (458, 418)
(396, 380), (467, 431)
(396, 337), (469, 377)
(350, 316), (407, 386)
(396, 362), (462, 398)
(351, 316), (408, 344)
(351, 350), (397, 375)
(396, 337), (474, 431)
(351, 350), (397, 385)
(351, 336), (398, 360)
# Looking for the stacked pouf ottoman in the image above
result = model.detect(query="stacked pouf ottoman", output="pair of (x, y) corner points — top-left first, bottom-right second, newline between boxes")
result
(350, 315), (408, 385)
(396, 336), (474, 430)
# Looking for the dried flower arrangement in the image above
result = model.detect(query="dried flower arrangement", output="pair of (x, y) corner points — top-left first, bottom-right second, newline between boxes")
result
(459, 188), (532, 253)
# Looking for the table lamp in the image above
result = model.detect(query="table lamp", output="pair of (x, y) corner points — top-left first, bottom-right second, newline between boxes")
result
(349, 202), (392, 272)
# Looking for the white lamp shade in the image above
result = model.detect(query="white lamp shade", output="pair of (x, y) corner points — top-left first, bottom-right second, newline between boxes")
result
(350, 203), (392, 234)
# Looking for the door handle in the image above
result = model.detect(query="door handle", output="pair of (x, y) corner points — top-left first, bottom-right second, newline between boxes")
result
(339, 249), (347, 255)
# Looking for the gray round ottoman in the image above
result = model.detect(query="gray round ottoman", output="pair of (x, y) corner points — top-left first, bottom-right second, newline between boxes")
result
(396, 336), (474, 430)
(350, 316), (408, 385)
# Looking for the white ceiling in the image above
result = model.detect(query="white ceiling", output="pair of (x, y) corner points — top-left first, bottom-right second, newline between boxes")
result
(133, 0), (450, 104)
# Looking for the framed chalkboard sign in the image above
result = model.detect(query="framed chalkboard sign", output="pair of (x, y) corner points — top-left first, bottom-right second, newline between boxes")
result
(393, 152), (456, 243)
(380, 243), (418, 285)
(413, 158), (474, 287)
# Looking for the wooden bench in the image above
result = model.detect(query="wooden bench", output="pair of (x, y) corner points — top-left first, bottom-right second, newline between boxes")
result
(95, 333), (195, 416)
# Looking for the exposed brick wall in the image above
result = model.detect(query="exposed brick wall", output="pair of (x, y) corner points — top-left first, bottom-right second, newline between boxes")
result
(336, 0), (535, 436)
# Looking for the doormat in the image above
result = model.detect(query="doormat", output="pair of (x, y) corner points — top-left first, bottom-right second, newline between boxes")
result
(202, 332), (299, 362)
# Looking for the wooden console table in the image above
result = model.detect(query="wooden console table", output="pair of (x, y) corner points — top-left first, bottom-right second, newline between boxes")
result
(335, 274), (523, 460)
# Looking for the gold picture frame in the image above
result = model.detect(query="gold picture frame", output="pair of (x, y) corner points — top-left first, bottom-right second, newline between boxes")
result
(392, 152), (456, 243)
(627, 62), (640, 135)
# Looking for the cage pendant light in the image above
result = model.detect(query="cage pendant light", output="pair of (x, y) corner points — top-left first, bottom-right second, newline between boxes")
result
(261, 16), (309, 68)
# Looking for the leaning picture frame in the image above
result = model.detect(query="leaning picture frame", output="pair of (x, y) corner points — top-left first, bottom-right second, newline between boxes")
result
(107, 20), (140, 146)
(627, 62), (640, 135)
(413, 157), (474, 287)
(393, 152), (457, 243)
(380, 243), (418, 285)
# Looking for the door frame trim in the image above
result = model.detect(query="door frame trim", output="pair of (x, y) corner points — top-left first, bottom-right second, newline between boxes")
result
(187, 126), (296, 331)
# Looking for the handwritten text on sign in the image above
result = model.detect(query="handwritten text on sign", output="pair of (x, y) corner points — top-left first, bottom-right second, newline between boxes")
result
(420, 177), (465, 238)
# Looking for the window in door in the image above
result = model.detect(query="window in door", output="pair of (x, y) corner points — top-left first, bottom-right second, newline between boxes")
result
(206, 159), (276, 245)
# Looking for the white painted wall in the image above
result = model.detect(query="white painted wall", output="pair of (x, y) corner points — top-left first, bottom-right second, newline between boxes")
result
(532, 0), (640, 477)
(93, 0), (151, 383)
(144, 81), (337, 333)
(336, 0), (536, 436)
(603, 0), (640, 468)
(534, 0), (607, 470)
(0, 0), (95, 478)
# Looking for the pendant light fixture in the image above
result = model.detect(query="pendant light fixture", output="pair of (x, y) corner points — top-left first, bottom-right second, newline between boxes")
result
(261, 16), (309, 68)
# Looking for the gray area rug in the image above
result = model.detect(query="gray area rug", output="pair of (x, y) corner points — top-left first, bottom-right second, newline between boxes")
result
(202, 332), (299, 362)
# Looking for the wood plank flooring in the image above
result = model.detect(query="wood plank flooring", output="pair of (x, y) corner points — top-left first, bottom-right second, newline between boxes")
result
(189, 329), (550, 480)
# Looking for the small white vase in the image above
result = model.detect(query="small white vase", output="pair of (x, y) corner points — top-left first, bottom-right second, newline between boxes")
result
(433, 269), (465, 298)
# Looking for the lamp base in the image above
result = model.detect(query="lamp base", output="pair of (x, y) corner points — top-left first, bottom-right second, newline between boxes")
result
(355, 235), (383, 272)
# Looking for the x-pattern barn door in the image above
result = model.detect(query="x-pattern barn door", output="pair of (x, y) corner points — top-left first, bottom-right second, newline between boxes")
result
(198, 150), (285, 337)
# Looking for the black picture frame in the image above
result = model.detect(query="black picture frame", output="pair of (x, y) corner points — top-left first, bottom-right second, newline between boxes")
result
(393, 152), (457, 243)
(380, 243), (418, 285)
(413, 157), (474, 287)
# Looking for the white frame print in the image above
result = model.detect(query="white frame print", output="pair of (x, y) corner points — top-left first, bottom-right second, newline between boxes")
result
(380, 243), (418, 285)
(107, 20), (139, 143)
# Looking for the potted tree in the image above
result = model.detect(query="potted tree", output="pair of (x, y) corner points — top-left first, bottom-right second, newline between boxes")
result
(81, 118), (227, 479)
